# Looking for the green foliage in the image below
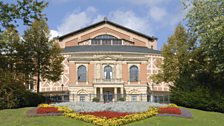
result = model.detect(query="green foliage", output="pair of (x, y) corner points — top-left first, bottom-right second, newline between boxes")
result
(118, 97), (126, 101)
(151, 24), (190, 83)
(185, 0), (224, 79)
(0, 0), (47, 31)
(153, 0), (224, 112)
(22, 20), (64, 93)
(92, 97), (100, 102)
(170, 0), (224, 112)
(0, 70), (44, 109)
(0, 1), (55, 109)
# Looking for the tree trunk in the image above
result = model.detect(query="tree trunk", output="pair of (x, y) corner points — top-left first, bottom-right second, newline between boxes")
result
(36, 56), (40, 94)
(37, 69), (40, 94)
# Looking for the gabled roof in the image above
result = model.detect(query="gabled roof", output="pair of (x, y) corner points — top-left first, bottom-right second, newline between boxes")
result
(63, 45), (161, 54)
(59, 18), (157, 41)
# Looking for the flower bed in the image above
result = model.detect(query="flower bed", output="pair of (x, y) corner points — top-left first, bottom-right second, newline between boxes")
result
(37, 107), (59, 114)
(65, 108), (158, 126)
(80, 111), (132, 119)
(32, 103), (192, 125)
(158, 107), (181, 115)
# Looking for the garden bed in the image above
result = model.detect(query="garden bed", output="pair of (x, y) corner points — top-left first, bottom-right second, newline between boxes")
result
(26, 107), (63, 117)
(27, 102), (192, 126)
(52, 102), (167, 113)
(158, 108), (192, 118)
(80, 111), (133, 119)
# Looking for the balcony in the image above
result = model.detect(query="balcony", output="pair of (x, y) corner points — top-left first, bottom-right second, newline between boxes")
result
(93, 78), (123, 84)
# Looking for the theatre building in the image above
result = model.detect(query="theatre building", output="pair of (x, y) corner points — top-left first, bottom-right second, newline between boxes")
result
(39, 18), (170, 103)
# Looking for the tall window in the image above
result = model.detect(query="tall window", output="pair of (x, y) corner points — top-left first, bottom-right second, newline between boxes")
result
(129, 65), (138, 82)
(78, 65), (86, 82)
(104, 65), (112, 79)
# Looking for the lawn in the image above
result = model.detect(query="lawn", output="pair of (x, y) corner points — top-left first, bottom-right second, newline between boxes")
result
(0, 107), (223, 126)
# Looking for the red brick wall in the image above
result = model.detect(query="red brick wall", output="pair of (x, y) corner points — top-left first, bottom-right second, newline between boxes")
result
(140, 64), (147, 84)
(122, 64), (128, 83)
(88, 64), (94, 85)
(69, 63), (76, 84)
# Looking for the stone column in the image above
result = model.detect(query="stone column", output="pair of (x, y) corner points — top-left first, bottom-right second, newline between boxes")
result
(114, 88), (117, 101)
(100, 87), (103, 102)
(94, 87), (97, 97)
(120, 87), (124, 97)
(150, 93), (154, 102)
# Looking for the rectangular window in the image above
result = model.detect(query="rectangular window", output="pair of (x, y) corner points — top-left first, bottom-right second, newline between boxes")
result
(91, 40), (101, 45)
(102, 40), (111, 45)
(112, 40), (122, 45)
(131, 95), (137, 101)
(154, 96), (159, 103)
(79, 95), (85, 102)
(153, 95), (170, 103)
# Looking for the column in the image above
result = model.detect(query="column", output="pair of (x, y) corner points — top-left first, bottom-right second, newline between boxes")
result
(150, 93), (154, 102)
(114, 88), (117, 101)
(100, 87), (103, 102)
(121, 87), (124, 97)
(94, 87), (97, 98)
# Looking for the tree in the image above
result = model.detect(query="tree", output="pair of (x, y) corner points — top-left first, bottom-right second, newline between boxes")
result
(0, 0), (48, 109)
(0, 0), (47, 31)
(22, 20), (64, 94)
(0, 27), (20, 72)
(151, 24), (190, 83)
(184, 0), (224, 87)
(170, 0), (224, 112)
(0, 0), (47, 82)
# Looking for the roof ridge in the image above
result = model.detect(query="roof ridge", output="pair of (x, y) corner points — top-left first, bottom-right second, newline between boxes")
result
(59, 19), (157, 41)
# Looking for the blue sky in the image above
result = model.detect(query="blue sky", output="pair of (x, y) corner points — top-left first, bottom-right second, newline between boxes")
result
(13, 0), (186, 50)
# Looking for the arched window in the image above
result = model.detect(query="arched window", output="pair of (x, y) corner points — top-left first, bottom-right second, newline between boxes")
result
(129, 65), (138, 82)
(104, 65), (112, 79)
(77, 65), (86, 82)
(91, 34), (122, 45)
(94, 34), (117, 39)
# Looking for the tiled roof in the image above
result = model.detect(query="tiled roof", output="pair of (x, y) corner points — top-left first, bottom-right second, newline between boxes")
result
(63, 45), (161, 54)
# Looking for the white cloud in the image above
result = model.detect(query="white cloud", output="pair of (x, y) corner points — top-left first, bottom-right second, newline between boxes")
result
(149, 6), (167, 21)
(50, 30), (60, 40)
(57, 7), (103, 35)
(109, 10), (153, 35)
(126, 0), (171, 7)
(56, 7), (153, 36)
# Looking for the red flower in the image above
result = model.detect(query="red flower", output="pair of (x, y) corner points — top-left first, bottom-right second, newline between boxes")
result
(80, 111), (132, 119)
(158, 107), (181, 115)
(37, 107), (59, 114)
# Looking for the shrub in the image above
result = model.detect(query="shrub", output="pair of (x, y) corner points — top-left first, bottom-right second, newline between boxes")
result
(118, 97), (125, 101)
(92, 97), (100, 102)
(0, 78), (45, 110)
(0, 81), (45, 109)
(171, 85), (224, 113)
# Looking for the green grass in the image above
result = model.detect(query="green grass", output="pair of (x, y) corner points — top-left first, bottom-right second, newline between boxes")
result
(0, 107), (223, 126)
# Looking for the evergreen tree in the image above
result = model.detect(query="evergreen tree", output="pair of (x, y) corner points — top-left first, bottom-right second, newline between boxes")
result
(151, 24), (190, 83)
(22, 20), (64, 94)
